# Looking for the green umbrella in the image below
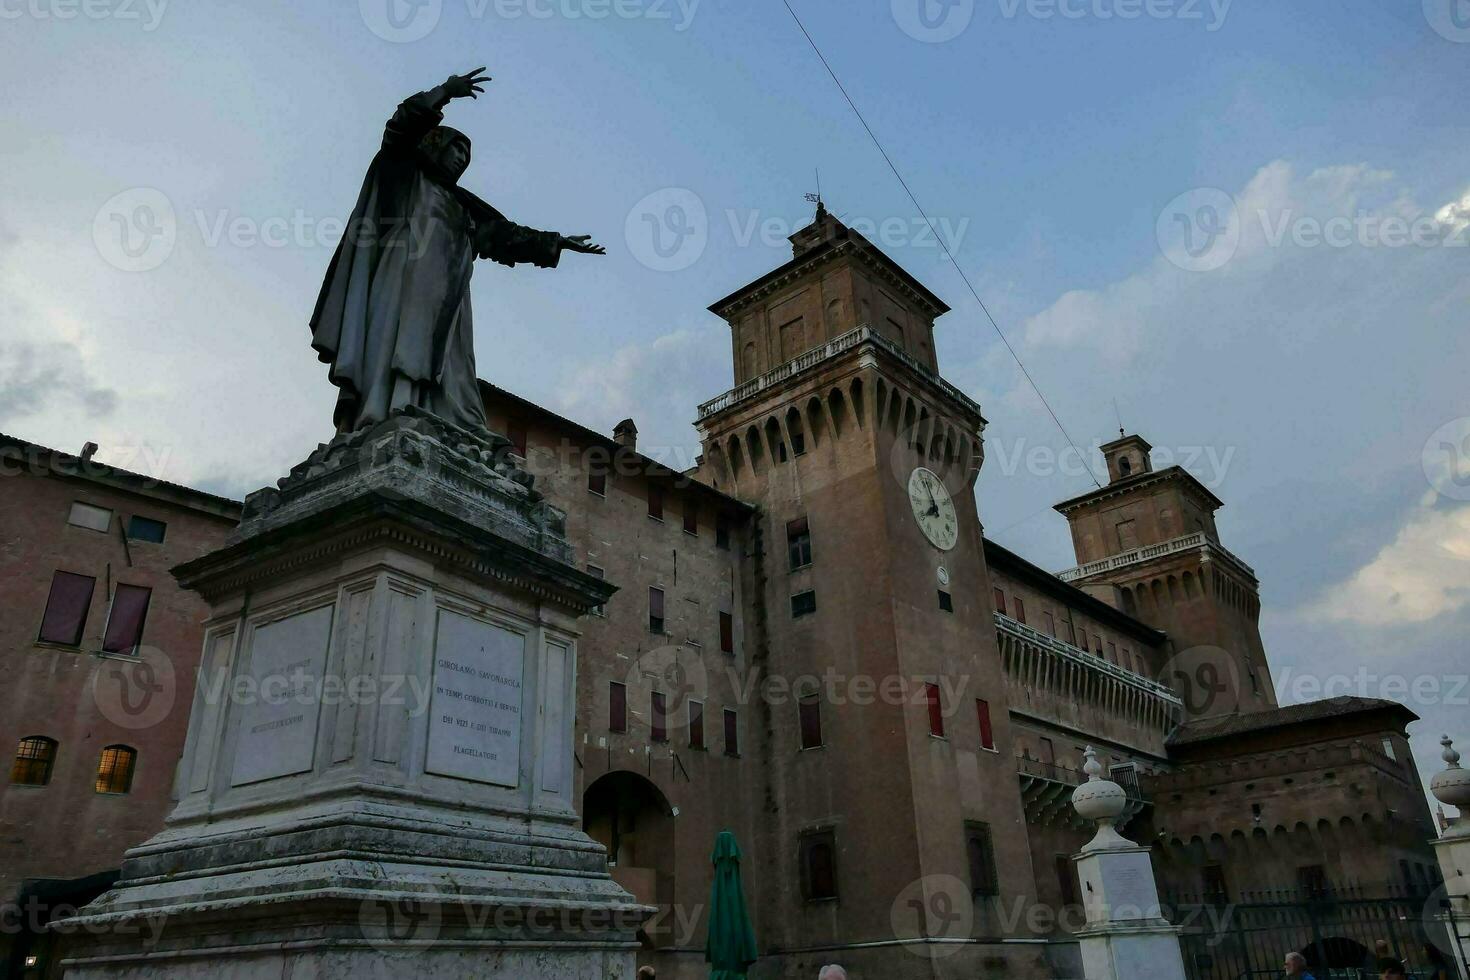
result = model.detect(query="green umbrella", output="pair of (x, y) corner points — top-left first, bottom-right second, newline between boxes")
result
(705, 830), (758, 979)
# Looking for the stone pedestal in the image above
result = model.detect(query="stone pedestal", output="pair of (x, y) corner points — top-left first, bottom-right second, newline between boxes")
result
(1431, 737), (1470, 980)
(1071, 747), (1187, 980)
(60, 411), (648, 978)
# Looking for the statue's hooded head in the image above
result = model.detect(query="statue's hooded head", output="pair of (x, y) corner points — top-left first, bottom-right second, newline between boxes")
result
(421, 126), (472, 183)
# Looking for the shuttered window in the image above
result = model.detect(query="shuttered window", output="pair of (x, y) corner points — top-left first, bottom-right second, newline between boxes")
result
(102, 584), (151, 655)
(39, 571), (96, 646)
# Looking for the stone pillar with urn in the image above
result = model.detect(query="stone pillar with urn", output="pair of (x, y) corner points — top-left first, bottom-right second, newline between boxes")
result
(1431, 735), (1470, 980)
(1071, 746), (1189, 980)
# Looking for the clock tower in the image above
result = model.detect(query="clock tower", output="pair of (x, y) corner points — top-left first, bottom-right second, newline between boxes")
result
(694, 207), (1048, 977)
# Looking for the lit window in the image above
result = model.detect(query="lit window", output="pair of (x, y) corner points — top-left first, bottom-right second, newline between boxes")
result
(102, 584), (152, 655)
(10, 736), (58, 786)
(126, 515), (167, 543)
(648, 587), (665, 633)
(39, 571), (96, 646)
(787, 517), (812, 569)
(800, 829), (838, 901)
(67, 502), (112, 533)
(925, 683), (944, 738)
(95, 745), (137, 794)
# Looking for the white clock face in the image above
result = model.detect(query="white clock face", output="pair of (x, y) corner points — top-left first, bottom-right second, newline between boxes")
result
(908, 467), (958, 551)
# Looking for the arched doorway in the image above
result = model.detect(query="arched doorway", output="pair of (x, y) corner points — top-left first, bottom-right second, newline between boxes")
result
(583, 771), (676, 948)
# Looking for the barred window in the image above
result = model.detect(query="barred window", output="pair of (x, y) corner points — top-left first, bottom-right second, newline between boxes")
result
(95, 745), (137, 794)
(11, 736), (58, 786)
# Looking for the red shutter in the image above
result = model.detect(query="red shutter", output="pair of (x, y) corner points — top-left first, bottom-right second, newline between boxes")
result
(719, 612), (734, 653)
(925, 683), (944, 737)
(609, 682), (627, 733)
(103, 584), (151, 654)
(1013, 598), (1026, 624)
(977, 699), (995, 751)
(39, 571), (96, 646)
(992, 588), (1006, 615)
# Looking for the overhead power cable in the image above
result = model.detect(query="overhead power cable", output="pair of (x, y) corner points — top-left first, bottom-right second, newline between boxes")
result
(777, 0), (1103, 490)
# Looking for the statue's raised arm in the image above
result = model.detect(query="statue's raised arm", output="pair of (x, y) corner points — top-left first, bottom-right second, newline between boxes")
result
(309, 68), (604, 437)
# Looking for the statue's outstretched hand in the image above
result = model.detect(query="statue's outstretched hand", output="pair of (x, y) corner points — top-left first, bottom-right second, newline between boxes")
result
(444, 67), (491, 101)
(562, 235), (606, 256)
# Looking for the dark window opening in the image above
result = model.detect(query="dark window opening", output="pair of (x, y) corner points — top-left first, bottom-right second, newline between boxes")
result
(648, 587), (665, 633)
(790, 431), (805, 456)
(506, 417), (528, 457)
(609, 682), (627, 733)
(647, 484), (664, 521)
(683, 500), (698, 535)
(689, 700), (705, 749)
(798, 694), (823, 750)
(126, 516), (167, 543)
(790, 590), (817, 618)
(719, 611), (734, 653)
(1203, 865), (1228, 902)
(1054, 854), (1078, 906)
(11, 736), (58, 786)
(39, 571), (96, 646)
(938, 590), (953, 612)
(1012, 597), (1026, 624)
(992, 587), (1006, 615)
(716, 515), (731, 550)
(588, 470), (607, 496)
(587, 565), (605, 616)
(1297, 865), (1329, 899)
(787, 516), (812, 569)
(650, 692), (668, 743)
(967, 822), (999, 897)
(95, 745), (136, 794)
(723, 708), (739, 756)
(800, 829), (838, 902)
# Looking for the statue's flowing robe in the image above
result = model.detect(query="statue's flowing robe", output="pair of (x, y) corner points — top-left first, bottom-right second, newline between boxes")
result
(310, 90), (562, 433)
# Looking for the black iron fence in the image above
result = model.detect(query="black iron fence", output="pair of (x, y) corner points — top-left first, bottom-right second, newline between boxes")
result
(1163, 883), (1464, 980)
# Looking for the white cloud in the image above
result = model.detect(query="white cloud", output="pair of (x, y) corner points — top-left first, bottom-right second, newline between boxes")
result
(1301, 498), (1470, 627)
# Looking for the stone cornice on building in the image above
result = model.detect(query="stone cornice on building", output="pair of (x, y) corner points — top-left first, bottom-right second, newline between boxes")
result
(696, 323), (984, 430)
(706, 231), (951, 321)
(1056, 530), (1258, 586)
(1052, 465), (1225, 517)
(0, 431), (242, 522)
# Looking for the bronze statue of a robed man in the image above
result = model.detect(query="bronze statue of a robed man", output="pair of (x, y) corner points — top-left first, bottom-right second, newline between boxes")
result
(310, 68), (604, 435)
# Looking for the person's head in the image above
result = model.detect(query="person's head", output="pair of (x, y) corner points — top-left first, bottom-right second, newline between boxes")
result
(421, 126), (472, 182)
(636, 967), (655, 980)
(818, 966), (848, 980)
(1379, 961), (1407, 980)
(1284, 951), (1309, 976)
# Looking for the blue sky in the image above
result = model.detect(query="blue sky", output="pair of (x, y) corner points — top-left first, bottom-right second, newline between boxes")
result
(3, 1), (1468, 806)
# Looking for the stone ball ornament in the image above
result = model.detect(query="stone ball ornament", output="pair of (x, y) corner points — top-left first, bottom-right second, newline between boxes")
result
(1072, 746), (1134, 850)
(1431, 735), (1470, 826)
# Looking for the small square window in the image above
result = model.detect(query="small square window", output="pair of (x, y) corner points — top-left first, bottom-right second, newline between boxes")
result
(790, 590), (817, 618)
(94, 745), (136, 794)
(938, 590), (953, 612)
(67, 502), (112, 533)
(126, 515), (167, 543)
(11, 736), (58, 786)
